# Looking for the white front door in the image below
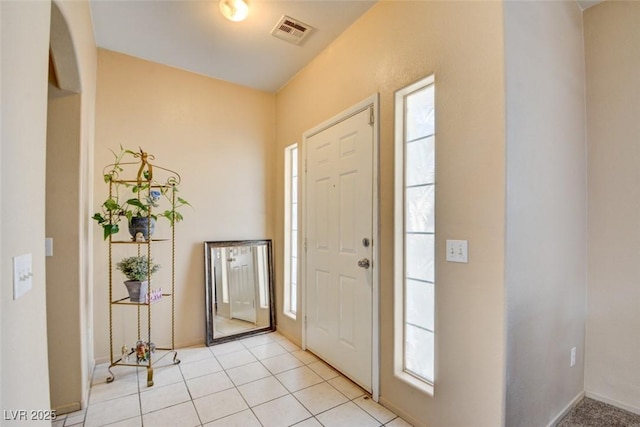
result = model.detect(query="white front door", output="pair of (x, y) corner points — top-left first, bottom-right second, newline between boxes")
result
(305, 105), (374, 391)
(228, 246), (256, 324)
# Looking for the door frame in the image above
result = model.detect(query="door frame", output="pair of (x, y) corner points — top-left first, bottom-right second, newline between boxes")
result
(300, 94), (380, 401)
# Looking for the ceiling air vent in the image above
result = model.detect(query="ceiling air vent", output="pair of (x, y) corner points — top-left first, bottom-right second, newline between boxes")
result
(271, 15), (314, 46)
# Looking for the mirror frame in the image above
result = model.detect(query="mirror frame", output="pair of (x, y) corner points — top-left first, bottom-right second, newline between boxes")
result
(204, 239), (276, 345)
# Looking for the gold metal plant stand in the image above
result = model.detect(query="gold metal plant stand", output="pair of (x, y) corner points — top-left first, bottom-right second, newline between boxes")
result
(102, 149), (181, 387)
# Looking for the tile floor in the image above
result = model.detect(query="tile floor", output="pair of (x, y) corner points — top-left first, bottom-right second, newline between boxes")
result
(53, 332), (412, 427)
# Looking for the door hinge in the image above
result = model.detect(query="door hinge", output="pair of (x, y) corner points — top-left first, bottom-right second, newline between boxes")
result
(368, 105), (374, 126)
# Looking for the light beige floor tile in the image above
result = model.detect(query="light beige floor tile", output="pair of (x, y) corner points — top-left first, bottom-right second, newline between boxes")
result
(186, 371), (234, 399)
(142, 401), (200, 427)
(84, 340), (403, 427)
(315, 401), (380, 427)
(84, 394), (140, 427)
(276, 366), (323, 393)
(240, 334), (274, 348)
(89, 374), (139, 405)
(308, 360), (340, 380)
(204, 409), (261, 427)
(248, 342), (288, 360)
(225, 361), (272, 386)
(354, 395), (397, 424)
(209, 340), (245, 356)
(63, 411), (86, 426)
(178, 346), (216, 365)
(261, 353), (305, 374)
(290, 350), (320, 365)
(140, 381), (191, 414)
(53, 420), (65, 427)
(103, 416), (142, 427)
(292, 418), (323, 427)
(179, 357), (223, 380)
(386, 416), (414, 426)
(267, 332), (288, 341)
(92, 363), (139, 386)
(139, 364), (183, 388)
(193, 388), (248, 424)
(328, 375), (366, 400)
(294, 382), (349, 415)
(252, 395), (312, 427)
(216, 348), (258, 369)
(277, 339), (301, 352)
(147, 350), (182, 369)
(237, 376), (289, 407)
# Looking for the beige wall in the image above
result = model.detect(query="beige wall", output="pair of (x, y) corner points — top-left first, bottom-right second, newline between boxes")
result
(46, 0), (98, 413)
(1, 0), (53, 421)
(504, 1), (588, 425)
(275, 2), (506, 425)
(585, 0), (640, 413)
(93, 50), (276, 359)
(47, 92), (84, 413)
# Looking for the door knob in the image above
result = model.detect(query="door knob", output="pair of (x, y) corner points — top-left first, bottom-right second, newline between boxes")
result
(357, 258), (370, 269)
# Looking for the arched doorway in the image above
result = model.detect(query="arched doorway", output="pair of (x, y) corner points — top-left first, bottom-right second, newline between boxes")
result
(46, 1), (89, 414)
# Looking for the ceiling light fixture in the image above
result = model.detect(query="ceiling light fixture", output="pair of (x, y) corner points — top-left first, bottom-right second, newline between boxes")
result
(219, 0), (249, 22)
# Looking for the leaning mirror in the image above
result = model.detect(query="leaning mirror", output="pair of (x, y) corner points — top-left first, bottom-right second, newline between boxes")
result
(204, 240), (275, 345)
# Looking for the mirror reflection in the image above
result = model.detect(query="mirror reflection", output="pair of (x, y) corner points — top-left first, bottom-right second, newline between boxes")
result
(204, 240), (275, 345)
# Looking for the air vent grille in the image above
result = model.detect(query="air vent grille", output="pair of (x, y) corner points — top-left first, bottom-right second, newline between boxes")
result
(271, 15), (314, 46)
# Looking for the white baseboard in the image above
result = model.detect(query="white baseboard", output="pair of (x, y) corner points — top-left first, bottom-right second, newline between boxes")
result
(53, 401), (82, 416)
(84, 358), (95, 408)
(93, 339), (205, 366)
(547, 391), (584, 427)
(94, 355), (110, 365)
(585, 391), (640, 416)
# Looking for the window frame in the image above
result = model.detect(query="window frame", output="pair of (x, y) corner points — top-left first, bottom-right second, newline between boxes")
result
(283, 143), (299, 319)
(393, 74), (436, 394)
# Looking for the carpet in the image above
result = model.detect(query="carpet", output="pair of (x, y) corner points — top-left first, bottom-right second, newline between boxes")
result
(558, 398), (640, 427)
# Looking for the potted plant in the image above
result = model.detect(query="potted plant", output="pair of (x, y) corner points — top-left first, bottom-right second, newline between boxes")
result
(92, 147), (190, 240)
(116, 256), (160, 303)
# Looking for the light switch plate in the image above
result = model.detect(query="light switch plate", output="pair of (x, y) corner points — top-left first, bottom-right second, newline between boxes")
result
(13, 253), (33, 300)
(446, 240), (468, 263)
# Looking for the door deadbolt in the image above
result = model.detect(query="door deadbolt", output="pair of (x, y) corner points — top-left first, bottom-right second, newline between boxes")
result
(362, 238), (370, 247)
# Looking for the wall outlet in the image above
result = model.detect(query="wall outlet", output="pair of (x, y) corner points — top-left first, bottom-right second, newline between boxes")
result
(570, 347), (576, 367)
(446, 240), (468, 263)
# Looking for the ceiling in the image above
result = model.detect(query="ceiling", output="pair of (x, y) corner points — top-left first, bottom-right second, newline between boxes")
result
(90, 0), (604, 94)
(90, 0), (377, 93)
(576, 0), (604, 10)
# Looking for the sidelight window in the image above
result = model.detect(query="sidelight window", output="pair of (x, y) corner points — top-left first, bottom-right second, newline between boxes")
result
(394, 75), (435, 389)
(284, 144), (299, 319)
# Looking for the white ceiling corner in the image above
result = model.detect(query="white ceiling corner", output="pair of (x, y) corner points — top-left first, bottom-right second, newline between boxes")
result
(576, 0), (604, 10)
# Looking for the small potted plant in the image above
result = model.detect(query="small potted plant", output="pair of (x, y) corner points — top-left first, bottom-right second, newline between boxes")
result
(116, 256), (160, 303)
(92, 147), (190, 241)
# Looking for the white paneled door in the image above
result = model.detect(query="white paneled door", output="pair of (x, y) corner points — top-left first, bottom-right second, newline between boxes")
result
(228, 246), (256, 324)
(305, 105), (374, 392)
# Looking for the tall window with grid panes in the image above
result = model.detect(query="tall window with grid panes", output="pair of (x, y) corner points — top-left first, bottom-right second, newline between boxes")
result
(394, 75), (435, 389)
(284, 144), (298, 318)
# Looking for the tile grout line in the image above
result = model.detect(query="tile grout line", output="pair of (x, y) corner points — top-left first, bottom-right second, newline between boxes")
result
(81, 332), (403, 427)
(182, 347), (206, 427)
